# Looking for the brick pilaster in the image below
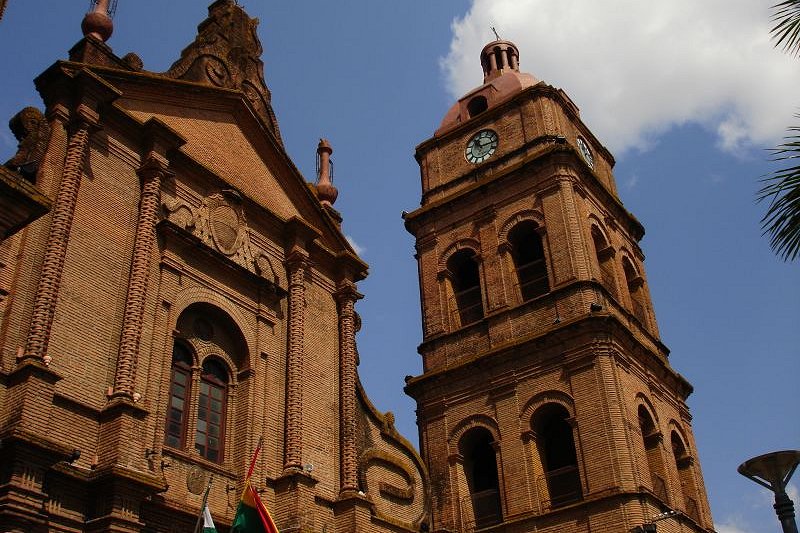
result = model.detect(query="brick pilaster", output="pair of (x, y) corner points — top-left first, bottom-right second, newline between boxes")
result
(334, 280), (363, 494)
(111, 156), (168, 399)
(22, 107), (96, 363)
(284, 250), (308, 471)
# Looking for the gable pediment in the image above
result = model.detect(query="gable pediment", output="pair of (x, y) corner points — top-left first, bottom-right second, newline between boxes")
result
(165, 0), (282, 145)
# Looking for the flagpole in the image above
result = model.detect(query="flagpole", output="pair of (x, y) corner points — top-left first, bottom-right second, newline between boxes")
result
(193, 474), (214, 533)
(246, 436), (264, 481)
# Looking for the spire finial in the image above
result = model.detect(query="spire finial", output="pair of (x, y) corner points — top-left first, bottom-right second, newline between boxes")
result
(491, 26), (501, 41)
(315, 139), (338, 206)
(81, 0), (116, 42)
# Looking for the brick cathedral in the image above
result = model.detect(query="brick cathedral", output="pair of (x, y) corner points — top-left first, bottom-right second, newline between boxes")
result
(0, 2), (715, 532)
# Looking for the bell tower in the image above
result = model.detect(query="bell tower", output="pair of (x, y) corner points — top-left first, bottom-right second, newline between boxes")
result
(404, 40), (714, 533)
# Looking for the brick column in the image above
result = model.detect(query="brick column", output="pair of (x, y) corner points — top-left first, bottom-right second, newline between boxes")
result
(110, 155), (169, 399)
(22, 105), (98, 362)
(335, 280), (363, 494)
(284, 250), (308, 471)
(112, 156), (167, 397)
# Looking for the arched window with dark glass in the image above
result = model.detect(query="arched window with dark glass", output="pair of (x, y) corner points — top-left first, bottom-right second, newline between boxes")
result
(165, 343), (193, 449)
(671, 431), (700, 522)
(447, 249), (484, 326)
(533, 404), (582, 507)
(459, 428), (502, 528)
(638, 405), (667, 501)
(591, 226), (617, 298)
(508, 222), (549, 301)
(623, 257), (647, 325)
(195, 357), (228, 463)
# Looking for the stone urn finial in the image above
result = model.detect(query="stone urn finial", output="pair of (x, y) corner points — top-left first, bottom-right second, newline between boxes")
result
(315, 138), (338, 206)
(81, 0), (114, 42)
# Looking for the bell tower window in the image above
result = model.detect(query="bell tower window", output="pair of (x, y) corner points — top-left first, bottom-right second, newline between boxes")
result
(533, 404), (582, 507)
(623, 258), (647, 325)
(459, 428), (502, 529)
(671, 431), (701, 522)
(591, 226), (617, 298)
(447, 249), (484, 326)
(508, 221), (549, 301)
(638, 405), (667, 501)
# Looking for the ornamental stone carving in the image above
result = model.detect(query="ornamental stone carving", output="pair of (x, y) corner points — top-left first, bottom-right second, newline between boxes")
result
(165, 0), (282, 144)
(161, 189), (279, 282)
(5, 107), (51, 181)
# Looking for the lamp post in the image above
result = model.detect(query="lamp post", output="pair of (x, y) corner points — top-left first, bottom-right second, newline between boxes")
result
(738, 450), (800, 533)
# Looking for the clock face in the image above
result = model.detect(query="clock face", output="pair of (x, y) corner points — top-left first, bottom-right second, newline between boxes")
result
(465, 130), (499, 164)
(577, 136), (594, 169)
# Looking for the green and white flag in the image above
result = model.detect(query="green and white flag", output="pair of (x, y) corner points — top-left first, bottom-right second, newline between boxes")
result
(193, 475), (216, 533)
(201, 503), (217, 533)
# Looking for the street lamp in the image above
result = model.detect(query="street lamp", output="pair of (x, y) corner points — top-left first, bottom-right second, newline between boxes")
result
(738, 450), (800, 533)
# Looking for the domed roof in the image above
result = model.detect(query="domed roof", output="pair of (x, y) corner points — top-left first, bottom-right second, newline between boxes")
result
(437, 40), (540, 136)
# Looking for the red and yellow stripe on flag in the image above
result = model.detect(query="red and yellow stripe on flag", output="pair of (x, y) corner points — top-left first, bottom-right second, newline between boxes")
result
(231, 479), (279, 533)
(232, 438), (279, 533)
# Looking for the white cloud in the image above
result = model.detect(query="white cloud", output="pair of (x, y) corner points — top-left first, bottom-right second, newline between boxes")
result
(443, 0), (800, 156)
(788, 483), (799, 505)
(716, 522), (752, 533)
(346, 235), (365, 256)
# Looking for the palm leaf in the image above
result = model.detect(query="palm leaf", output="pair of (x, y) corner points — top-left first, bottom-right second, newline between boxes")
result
(771, 0), (800, 56)
(758, 116), (800, 260)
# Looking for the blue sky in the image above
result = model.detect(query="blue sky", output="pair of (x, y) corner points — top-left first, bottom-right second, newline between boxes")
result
(1, 2), (798, 532)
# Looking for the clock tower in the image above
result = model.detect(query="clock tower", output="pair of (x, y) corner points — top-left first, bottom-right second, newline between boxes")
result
(404, 40), (714, 532)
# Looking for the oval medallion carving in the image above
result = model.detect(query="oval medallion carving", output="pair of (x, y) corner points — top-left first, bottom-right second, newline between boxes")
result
(210, 203), (240, 254)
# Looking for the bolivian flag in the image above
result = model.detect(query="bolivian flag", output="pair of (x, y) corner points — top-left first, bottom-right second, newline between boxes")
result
(231, 479), (279, 533)
(232, 438), (279, 533)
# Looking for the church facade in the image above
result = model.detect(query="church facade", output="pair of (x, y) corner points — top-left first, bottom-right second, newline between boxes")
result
(0, 2), (713, 533)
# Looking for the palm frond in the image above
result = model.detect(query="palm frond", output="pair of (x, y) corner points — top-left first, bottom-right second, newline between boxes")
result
(771, 0), (800, 56)
(758, 116), (800, 261)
